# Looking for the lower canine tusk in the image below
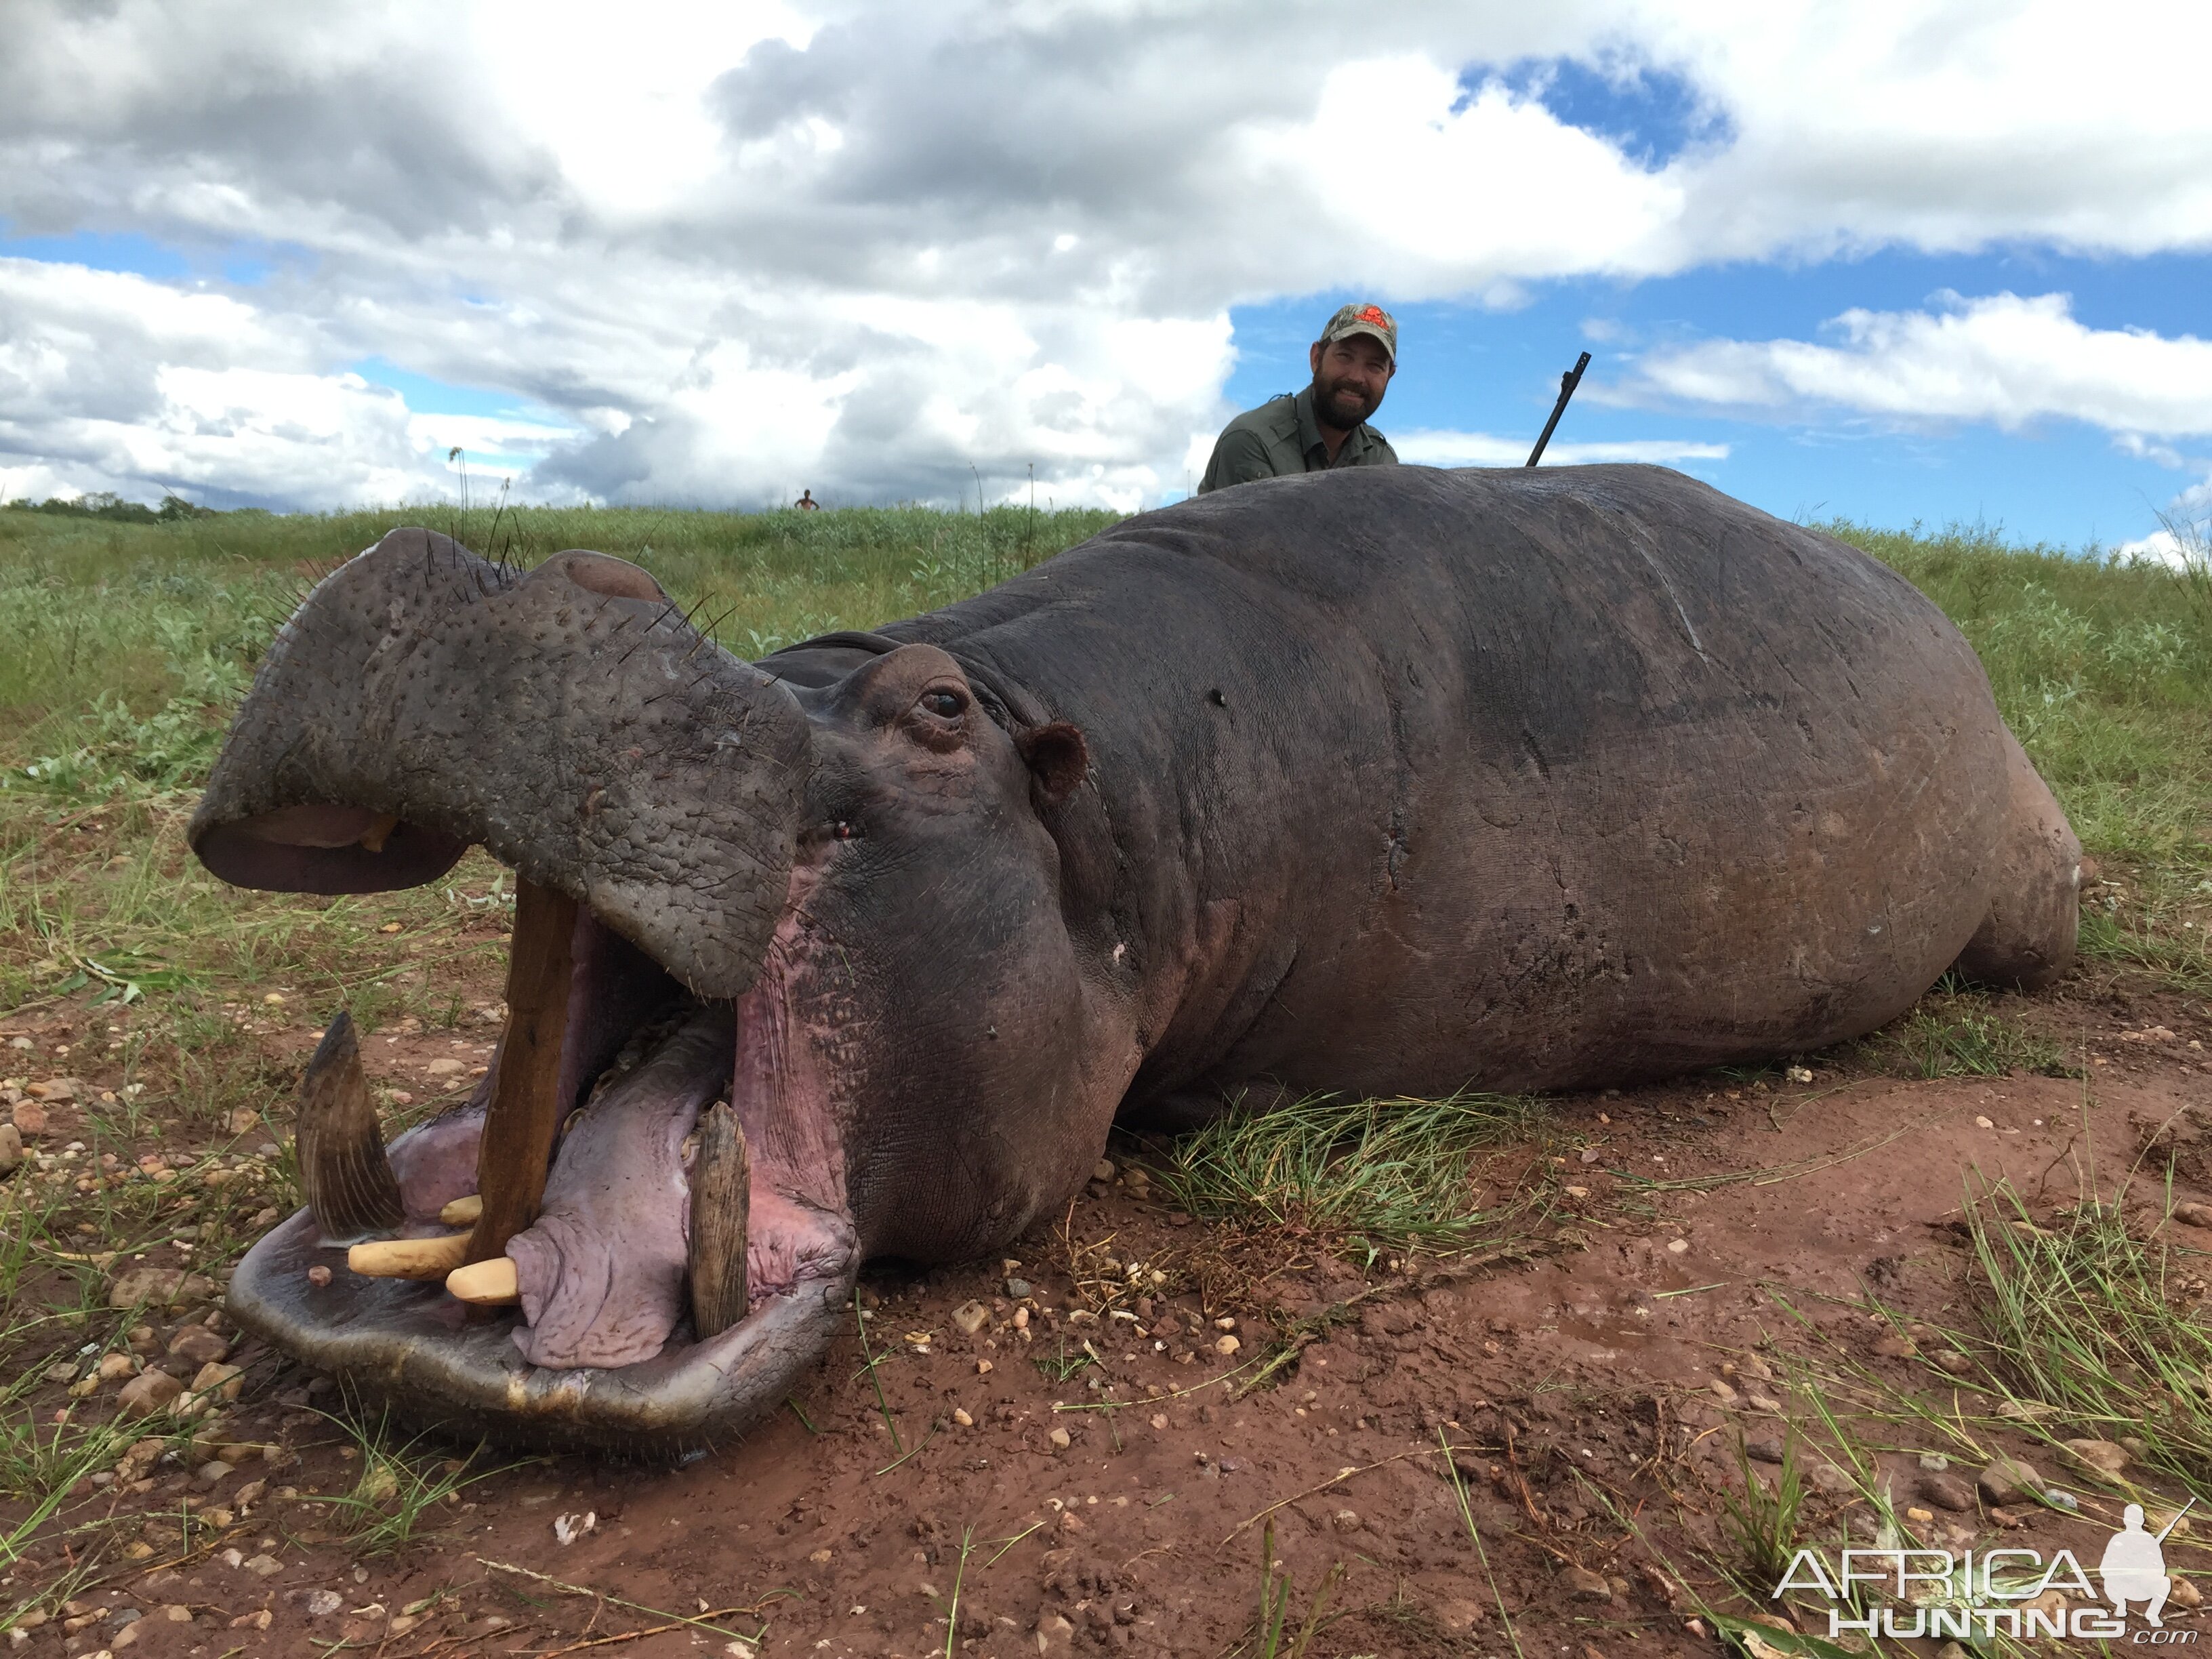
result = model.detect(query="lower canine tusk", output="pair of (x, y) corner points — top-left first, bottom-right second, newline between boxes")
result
(348, 1232), (470, 1280)
(687, 1101), (750, 1339)
(446, 1256), (520, 1305)
(298, 1010), (405, 1246)
(467, 876), (579, 1263)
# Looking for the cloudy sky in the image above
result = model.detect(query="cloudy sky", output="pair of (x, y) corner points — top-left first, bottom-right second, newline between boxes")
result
(3, 1), (2209, 553)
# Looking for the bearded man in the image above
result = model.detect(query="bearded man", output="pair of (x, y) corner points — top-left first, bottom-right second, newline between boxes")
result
(1196, 303), (1399, 493)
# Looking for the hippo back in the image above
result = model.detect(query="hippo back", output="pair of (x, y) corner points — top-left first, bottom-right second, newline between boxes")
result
(865, 465), (2015, 1095)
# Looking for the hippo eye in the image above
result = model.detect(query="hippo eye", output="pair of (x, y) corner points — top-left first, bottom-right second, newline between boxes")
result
(920, 688), (967, 719)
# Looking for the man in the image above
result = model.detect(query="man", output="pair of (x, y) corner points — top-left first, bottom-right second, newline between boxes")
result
(1196, 303), (1399, 493)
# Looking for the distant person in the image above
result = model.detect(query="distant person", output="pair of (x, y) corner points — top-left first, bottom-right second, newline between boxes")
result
(1196, 304), (1399, 494)
(796, 489), (820, 510)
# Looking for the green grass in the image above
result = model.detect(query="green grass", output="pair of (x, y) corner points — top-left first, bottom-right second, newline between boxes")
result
(1955, 1180), (2212, 1494)
(1885, 995), (2073, 1080)
(298, 1411), (520, 1554)
(1150, 1089), (1546, 1260)
(1242, 1515), (1343, 1658)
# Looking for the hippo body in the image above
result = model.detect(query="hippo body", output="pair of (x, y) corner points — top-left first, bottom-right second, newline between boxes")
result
(194, 465), (2076, 1452)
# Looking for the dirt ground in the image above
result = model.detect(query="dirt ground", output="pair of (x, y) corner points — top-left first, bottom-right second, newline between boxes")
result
(3, 949), (2209, 1658)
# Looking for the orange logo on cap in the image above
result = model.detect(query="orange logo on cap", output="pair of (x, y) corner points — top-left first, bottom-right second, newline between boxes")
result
(1355, 306), (1389, 327)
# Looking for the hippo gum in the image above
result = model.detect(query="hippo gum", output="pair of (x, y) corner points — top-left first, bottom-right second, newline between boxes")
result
(190, 465), (2076, 1454)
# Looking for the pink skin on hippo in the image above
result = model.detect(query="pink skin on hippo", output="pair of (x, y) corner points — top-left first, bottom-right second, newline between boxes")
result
(191, 465), (2077, 1456)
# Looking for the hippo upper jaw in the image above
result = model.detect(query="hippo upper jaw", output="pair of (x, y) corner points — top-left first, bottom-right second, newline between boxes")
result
(188, 528), (811, 1001)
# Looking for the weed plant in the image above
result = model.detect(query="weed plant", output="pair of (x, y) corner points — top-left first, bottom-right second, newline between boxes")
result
(298, 1412), (516, 1553)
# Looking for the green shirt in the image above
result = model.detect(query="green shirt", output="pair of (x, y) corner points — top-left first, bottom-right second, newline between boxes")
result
(1195, 386), (1399, 494)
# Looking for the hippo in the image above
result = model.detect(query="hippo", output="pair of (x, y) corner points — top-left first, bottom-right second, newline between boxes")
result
(190, 464), (2078, 1454)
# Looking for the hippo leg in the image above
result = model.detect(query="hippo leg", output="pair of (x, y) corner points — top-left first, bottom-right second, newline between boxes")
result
(1951, 729), (2081, 991)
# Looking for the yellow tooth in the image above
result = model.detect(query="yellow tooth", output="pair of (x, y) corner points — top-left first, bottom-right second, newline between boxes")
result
(438, 1194), (484, 1227)
(446, 1256), (521, 1305)
(346, 1233), (470, 1280)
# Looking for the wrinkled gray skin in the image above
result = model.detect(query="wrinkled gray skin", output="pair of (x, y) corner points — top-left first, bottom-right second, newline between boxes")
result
(194, 466), (2078, 1456)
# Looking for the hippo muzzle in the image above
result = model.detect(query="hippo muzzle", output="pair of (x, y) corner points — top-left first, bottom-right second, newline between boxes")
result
(192, 529), (861, 1457)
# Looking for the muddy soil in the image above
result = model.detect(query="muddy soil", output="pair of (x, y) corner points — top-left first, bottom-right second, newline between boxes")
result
(3, 960), (2209, 1658)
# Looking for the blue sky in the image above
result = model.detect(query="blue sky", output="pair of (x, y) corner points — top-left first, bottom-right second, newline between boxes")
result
(1224, 247), (2212, 548)
(2, 5), (2208, 554)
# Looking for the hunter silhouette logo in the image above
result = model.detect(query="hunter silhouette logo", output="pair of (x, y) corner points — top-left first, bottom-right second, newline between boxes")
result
(2104, 1504), (2175, 1627)
(1774, 1498), (2197, 1641)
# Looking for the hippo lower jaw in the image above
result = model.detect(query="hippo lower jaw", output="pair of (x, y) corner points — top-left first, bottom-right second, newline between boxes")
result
(227, 901), (860, 1459)
(225, 1212), (855, 1458)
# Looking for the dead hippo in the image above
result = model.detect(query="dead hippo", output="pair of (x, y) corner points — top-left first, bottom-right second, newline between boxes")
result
(191, 464), (2077, 1454)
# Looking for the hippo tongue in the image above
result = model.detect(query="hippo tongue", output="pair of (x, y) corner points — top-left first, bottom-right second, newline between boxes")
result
(506, 1005), (731, 1369)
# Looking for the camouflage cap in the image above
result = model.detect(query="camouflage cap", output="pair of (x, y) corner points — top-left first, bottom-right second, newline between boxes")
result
(1319, 302), (1397, 363)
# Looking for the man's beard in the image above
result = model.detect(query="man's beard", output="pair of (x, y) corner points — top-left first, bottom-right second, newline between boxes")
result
(1311, 375), (1379, 431)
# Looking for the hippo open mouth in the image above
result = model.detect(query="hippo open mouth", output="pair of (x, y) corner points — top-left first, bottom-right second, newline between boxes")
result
(192, 530), (863, 1456)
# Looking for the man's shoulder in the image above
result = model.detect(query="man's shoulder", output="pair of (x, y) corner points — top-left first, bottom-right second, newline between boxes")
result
(1220, 394), (1301, 438)
(1353, 423), (1398, 463)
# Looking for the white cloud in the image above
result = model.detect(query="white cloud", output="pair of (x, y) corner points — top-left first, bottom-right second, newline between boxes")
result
(2117, 528), (2203, 571)
(1395, 430), (1728, 468)
(1617, 293), (2212, 438)
(0, 256), (580, 507)
(1, 1), (2209, 508)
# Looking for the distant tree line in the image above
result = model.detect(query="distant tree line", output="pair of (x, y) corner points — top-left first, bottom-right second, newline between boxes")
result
(3, 491), (216, 523)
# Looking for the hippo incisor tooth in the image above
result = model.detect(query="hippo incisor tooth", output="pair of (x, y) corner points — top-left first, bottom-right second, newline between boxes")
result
(347, 1231), (470, 1279)
(297, 1009), (405, 1246)
(687, 1101), (750, 1340)
(438, 1193), (483, 1227)
(467, 877), (578, 1264)
(445, 1255), (520, 1305)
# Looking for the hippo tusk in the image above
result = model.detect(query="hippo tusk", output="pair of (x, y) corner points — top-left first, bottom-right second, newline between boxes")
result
(348, 1232), (470, 1280)
(686, 1101), (750, 1340)
(296, 1010), (405, 1246)
(445, 1255), (520, 1305)
(467, 877), (579, 1263)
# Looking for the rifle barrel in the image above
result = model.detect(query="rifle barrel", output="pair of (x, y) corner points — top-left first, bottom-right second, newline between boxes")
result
(1526, 352), (1593, 467)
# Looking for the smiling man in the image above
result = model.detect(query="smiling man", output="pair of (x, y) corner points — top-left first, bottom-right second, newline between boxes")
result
(1196, 303), (1399, 493)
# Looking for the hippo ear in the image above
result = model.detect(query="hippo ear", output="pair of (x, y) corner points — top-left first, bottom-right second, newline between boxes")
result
(1017, 722), (1088, 810)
